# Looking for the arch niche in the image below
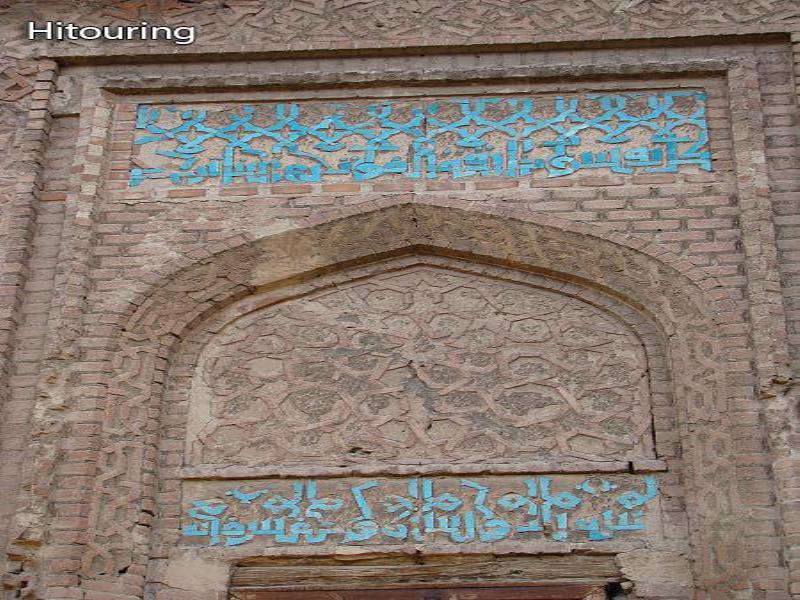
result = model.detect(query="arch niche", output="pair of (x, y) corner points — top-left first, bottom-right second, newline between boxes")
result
(81, 202), (746, 599)
(182, 253), (664, 469)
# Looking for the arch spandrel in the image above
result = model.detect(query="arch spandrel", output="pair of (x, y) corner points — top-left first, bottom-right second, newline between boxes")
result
(185, 258), (655, 469)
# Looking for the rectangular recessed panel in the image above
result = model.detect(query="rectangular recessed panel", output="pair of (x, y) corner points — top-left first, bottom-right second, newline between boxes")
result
(131, 92), (711, 188)
(184, 474), (659, 550)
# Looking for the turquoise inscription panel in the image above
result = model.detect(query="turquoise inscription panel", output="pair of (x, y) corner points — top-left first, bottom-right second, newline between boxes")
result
(131, 91), (710, 187)
(181, 475), (659, 548)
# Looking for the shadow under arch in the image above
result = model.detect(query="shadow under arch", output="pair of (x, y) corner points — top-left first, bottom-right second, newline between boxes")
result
(77, 201), (746, 597)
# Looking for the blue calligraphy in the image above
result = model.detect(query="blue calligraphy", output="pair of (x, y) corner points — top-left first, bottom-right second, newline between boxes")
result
(131, 92), (710, 187)
(182, 475), (659, 547)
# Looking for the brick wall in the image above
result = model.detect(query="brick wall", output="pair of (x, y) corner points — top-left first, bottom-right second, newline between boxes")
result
(1, 3), (800, 600)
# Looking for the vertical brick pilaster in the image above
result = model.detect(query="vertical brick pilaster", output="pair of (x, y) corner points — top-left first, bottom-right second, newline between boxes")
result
(0, 57), (59, 596)
(776, 32), (800, 597)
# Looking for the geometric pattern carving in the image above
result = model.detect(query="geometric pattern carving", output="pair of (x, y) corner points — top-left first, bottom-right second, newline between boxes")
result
(1, 1), (797, 55)
(187, 264), (654, 467)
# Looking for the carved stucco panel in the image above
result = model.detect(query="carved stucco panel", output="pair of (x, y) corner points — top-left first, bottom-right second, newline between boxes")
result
(1, 1), (798, 57)
(186, 264), (654, 468)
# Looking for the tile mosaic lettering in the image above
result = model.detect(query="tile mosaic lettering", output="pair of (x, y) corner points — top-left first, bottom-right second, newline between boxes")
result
(131, 92), (710, 187)
(182, 475), (659, 547)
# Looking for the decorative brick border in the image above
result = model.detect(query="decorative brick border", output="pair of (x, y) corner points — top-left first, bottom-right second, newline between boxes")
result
(0, 57), (57, 593)
(0, 58), (57, 413)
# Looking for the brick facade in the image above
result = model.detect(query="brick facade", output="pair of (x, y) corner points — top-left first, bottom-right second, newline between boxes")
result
(1, 2), (800, 599)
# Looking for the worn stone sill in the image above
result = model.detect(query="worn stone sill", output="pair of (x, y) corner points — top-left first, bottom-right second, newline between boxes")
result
(178, 459), (668, 480)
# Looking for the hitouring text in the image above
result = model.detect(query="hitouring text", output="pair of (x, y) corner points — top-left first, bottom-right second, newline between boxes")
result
(27, 21), (196, 45)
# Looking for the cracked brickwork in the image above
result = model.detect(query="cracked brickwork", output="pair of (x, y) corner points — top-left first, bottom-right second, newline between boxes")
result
(0, 2), (799, 600)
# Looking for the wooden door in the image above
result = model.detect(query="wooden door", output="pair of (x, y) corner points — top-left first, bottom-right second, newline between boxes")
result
(230, 583), (607, 599)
